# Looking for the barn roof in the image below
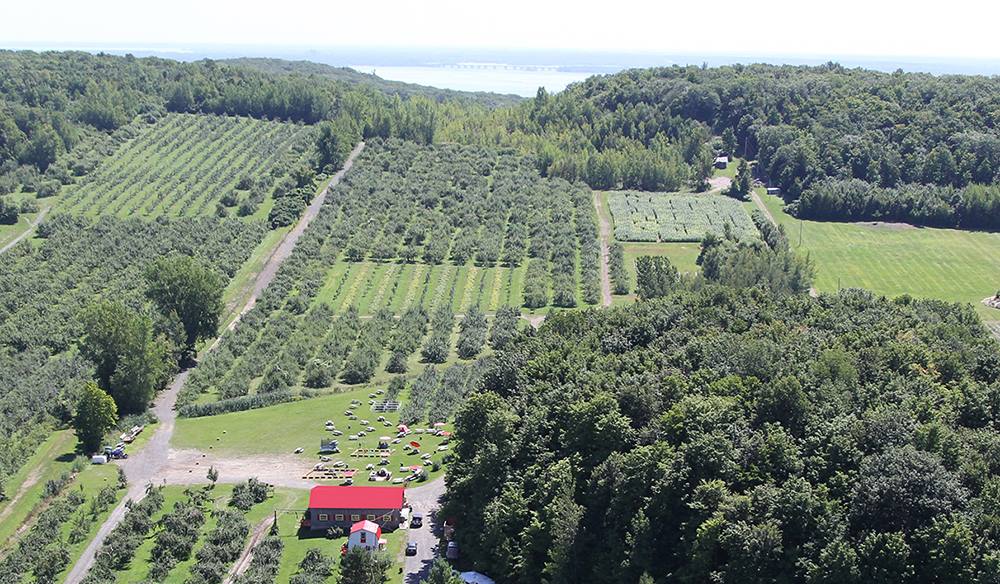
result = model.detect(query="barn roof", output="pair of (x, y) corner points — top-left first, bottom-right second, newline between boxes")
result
(309, 486), (404, 510)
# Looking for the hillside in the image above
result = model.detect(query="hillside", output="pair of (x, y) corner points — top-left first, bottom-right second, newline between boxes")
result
(224, 57), (523, 108)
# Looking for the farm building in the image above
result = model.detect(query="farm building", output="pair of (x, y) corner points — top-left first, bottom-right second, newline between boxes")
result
(714, 156), (729, 169)
(302, 485), (405, 532)
(348, 520), (387, 551)
(766, 187), (781, 195)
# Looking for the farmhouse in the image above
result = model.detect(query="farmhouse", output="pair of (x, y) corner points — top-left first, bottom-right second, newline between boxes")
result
(348, 520), (387, 551)
(714, 156), (729, 169)
(302, 485), (405, 532)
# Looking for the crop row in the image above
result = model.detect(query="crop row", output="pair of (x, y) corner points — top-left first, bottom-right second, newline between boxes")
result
(62, 113), (310, 219)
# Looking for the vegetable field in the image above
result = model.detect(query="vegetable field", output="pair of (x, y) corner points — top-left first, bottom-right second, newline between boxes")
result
(61, 113), (310, 218)
(608, 191), (757, 242)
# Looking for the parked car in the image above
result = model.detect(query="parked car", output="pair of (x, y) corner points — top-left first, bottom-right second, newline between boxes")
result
(406, 542), (418, 556)
(446, 540), (459, 560)
(410, 512), (423, 528)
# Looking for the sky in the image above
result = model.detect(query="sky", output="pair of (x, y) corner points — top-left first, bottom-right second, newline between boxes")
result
(5, 0), (999, 61)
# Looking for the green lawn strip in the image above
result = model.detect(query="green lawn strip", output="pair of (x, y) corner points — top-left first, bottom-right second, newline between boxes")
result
(389, 263), (421, 314)
(356, 263), (394, 315)
(0, 430), (77, 546)
(759, 193), (1000, 312)
(334, 263), (372, 312)
(172, 386), (452, 484)
(508, 264), (526, 310)
(313, 261), (353, 307)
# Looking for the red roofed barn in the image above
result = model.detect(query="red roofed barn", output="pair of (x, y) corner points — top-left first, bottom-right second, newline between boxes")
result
(303, 486), (405, 532)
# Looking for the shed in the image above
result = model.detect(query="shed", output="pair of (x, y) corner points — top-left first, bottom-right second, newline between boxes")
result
(348, 520), (386, 551)
(714, 156), (729, 169)
(766, 187), (781, 195)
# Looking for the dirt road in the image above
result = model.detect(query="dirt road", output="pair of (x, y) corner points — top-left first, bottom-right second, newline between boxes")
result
(402, 477), (447, 584)
(64, 143), (366, 584)
(223, 515), (276, 584)
(750, 191), (778, 227)
(592, 191), (613, 307)
(225, 141), (366, 332)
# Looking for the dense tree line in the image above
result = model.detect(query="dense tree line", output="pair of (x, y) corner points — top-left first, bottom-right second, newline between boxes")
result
(445, 286), (1000, 584)
(793, 178), (1000, 229)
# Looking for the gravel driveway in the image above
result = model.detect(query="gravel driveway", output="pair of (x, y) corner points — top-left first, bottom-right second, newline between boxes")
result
(402, 477), (447, 583)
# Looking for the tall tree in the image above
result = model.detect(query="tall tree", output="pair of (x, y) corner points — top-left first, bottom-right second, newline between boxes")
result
(338, 548), (391, 584)
(145, 255), (224, 356)
(73, 382), (118, 452)
(635, 256), (679, 300)
(79, 301), (170, 414)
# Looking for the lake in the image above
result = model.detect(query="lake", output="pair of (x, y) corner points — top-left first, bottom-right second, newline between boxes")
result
(351, 64), (594, 97)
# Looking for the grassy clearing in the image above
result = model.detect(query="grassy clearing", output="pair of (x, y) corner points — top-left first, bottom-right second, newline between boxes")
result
(173, 386), (452, 484)
(757, 191), (1000, 319)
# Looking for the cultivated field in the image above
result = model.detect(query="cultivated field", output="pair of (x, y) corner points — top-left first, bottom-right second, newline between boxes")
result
(607, 190), (756, 242)
(60, 113), (310, 219)
(756, 192), (1000, 319)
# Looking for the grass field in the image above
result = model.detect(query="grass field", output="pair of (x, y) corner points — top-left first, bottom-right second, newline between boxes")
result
(174, 385), (452, 485)
(60, 113), (309, 219)
(756, 192), (1000, 319)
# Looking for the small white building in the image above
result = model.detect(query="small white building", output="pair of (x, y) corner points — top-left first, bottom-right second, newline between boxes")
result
(348, 520), (386, 551)
(714, 156), (729, 169)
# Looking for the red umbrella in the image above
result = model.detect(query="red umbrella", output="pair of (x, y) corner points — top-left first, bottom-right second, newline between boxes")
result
(409, 441), (421, 448)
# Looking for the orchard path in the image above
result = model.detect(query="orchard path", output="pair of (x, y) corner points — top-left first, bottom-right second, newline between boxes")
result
(0, 205), (49, 255)
(750, 189), (818, 297)
(592, 191), (613, 307)
(64, 142), (366, 584)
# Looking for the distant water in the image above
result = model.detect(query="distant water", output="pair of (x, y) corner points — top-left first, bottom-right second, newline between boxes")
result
(351, 64), (592, 96)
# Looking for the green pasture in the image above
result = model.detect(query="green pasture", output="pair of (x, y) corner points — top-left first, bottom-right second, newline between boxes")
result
(757, 192), (1000, 319)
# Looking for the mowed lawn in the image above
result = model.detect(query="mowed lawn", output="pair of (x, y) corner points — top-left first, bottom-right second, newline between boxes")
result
(173, 387), (452, 484)
(757, 192), (1000, 319)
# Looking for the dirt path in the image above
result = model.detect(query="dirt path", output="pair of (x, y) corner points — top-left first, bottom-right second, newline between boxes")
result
(0, 205), (50, 255)
(749, 191), (778, 227)
(65, 143), (366, 584)
(224, 141), (366, 334)
(223, 515), (276, 584)
(592, 191), (613, 307)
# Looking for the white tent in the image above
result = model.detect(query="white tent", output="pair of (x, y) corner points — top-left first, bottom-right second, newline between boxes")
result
(460, 572), (495, 584)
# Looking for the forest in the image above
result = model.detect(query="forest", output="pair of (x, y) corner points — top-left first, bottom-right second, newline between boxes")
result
(444, 285), (1000, 584)
(441, 63), (1000, 229)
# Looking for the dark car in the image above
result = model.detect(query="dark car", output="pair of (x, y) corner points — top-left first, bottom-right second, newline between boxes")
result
(406, 542), (418, 556)
(410, 512), (424, 528)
